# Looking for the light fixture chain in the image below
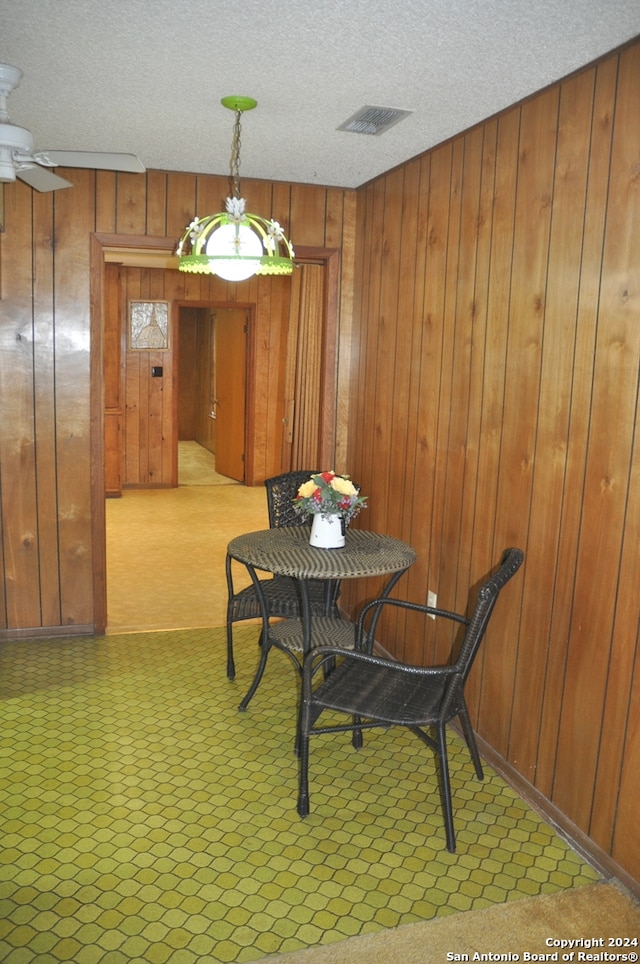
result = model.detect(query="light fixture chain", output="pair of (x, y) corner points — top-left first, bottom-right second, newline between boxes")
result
(229, 109), (243, 199)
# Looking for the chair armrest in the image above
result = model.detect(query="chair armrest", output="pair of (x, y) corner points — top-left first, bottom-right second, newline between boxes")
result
(302, 645), (457, 691)
(356, 595), (469, 651)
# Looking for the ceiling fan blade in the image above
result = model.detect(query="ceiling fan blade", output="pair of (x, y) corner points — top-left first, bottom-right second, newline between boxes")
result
(40, 151), (145, 173)
(16, 166), (73, 192)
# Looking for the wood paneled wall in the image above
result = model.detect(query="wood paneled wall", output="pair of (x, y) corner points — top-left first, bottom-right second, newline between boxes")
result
(343, 41), (640, 883)
(0, 170), (355, 635)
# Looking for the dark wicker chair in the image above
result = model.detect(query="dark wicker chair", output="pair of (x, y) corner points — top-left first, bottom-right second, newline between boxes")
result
(297, 547), (524, 852)
(264, 471), (314, 528)
(225, 470), (339, 683)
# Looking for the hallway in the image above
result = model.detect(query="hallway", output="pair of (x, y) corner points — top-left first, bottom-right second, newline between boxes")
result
(105, 443), (269, 633)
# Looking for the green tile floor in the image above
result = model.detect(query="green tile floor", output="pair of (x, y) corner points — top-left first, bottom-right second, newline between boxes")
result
(0, 627), (600, 963)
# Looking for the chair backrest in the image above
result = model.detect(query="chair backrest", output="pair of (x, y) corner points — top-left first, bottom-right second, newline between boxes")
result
(264, 470), (318, 528)
(454, 547), (524, 681)
(435, 547), (523, 721)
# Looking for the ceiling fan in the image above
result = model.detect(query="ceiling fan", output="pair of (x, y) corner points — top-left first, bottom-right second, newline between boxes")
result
(0, 63), (145, 192)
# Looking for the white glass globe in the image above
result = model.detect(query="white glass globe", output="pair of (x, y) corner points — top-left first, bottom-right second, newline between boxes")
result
(205, 223), (263, 281)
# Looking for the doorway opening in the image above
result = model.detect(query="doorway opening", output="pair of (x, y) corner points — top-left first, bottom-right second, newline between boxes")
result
(177, 305), (249, 484)
(91, 234), (341, 633)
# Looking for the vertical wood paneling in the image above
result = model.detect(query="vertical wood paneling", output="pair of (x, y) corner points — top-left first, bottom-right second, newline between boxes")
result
(52, 170), (95, 627)
(535, 55), (617, 798)
(430, 135), (464, 653)
(165, 173), (196, 239)
(194, 174), (228, 231)
(334, 189), (357, 472)
(123, 270), (141, 483)
(342, 190), (370, 532)
(451, 126), (489, 638)
(103, 263), (123, 497)
(115, 172), (147, 234)
(411, 144), (453, 661)
(0, 184), (42, 629)
(145, 172), (167, 236)
(289, 184), (327, 247)
(272, 182), (293, 248)
(613, 618), (640, 868)
(553, 41), (640, 836)
(602, 412), (640, 854)
(263, 276), (290, 479)
(398, 156), (432, 664)
(368, 167), (404, 534)
(349, 177), (389, 608)
(465, 111), (518, 719)
(32, 190), (62, 625)
(285, 264), (327, 469)
(477, 89), (558, 755)
(95, 171), (116, 233)
(354, 179), (386, 518)
(404, 145), (452, 663)
(252, 274), (276, 481)
(391, 157), (422, 543)
(508, 69), (594, 780)
(348, 42), (640, 884)
(456, 119), (497, 680)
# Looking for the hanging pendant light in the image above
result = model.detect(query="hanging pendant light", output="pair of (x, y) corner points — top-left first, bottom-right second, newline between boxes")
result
(176, 96), (295, 281)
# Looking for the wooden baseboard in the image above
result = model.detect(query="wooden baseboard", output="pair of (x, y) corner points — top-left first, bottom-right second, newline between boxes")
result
(473, 731), (640, 901)
(0, 624), (96, 641)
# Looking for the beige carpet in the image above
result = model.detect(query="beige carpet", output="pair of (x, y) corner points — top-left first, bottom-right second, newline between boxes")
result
(178, 440), (239, 485)
(267, 881), (640, 963)
(105, 478), (268, 633)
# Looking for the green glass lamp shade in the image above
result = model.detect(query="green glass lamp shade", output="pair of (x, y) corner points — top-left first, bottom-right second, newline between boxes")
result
(177, 206), (295, 281)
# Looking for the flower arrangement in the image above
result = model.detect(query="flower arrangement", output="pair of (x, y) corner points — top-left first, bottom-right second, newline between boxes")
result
(293, 471), (367, 523)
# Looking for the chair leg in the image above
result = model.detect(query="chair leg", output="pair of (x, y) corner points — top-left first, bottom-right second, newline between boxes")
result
(458, 702), (484, 780)
(225, 555), (237, 681)
(352, 715), (363, 750)
(436, 724), (456, 853)
(297, 708), (311, 817)
(238, 635), (270, 711)
(323, 656), (336, 678)
(226, 621), (236, 681)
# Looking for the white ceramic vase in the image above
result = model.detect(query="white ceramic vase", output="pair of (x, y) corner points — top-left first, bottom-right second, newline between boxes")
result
(309, 513), (345, 548)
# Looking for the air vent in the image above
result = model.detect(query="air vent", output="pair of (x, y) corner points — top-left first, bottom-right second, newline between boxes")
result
(337, 105), (413, 136)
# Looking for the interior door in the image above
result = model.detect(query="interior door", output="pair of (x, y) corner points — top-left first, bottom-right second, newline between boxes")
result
(214, 308), (247, 481)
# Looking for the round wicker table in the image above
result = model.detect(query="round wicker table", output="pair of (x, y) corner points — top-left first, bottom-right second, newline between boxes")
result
(228, 526), (416, 584)
(227, 527), (417, 714)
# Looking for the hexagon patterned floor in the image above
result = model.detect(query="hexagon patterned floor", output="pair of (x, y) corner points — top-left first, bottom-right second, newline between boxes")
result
(0, 626), (600, 963)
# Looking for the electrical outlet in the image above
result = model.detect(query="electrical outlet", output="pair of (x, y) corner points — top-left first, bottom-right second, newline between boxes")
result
(427, 590), (437, 619)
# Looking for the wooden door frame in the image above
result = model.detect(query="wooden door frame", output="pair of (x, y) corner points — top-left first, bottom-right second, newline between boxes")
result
(90, 234), (340, 633)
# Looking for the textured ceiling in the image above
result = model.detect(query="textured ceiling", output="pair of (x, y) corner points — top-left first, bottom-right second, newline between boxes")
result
(1, 0), (640, 189)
